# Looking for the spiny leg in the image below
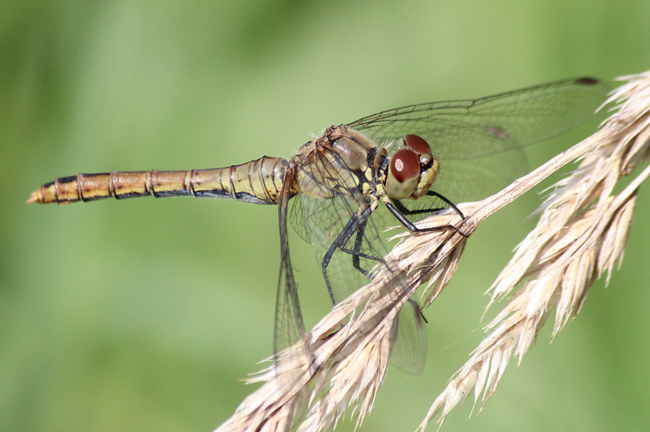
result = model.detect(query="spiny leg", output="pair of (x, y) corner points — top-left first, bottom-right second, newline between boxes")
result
(392, 191), (465, 219)
(339, 214), (383, 277)
(321, 206), (376, 306)
(387, 191), (468, 237)
(324, 207), (429, 325)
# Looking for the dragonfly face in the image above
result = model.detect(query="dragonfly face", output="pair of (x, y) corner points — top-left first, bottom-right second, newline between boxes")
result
(28, 77), (608, 376)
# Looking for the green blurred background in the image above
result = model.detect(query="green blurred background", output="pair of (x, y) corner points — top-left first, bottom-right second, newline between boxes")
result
(2, 1), (650, 431)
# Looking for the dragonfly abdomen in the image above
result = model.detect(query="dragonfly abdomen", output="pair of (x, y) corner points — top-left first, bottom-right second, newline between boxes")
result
(27, 156), (289, 205)
(192, 157), (289, 204)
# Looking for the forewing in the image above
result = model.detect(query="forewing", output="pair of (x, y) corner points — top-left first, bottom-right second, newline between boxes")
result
(349, 78), (606, 203)
(435, 147), (530, 203)
(348, 78), (606, 159)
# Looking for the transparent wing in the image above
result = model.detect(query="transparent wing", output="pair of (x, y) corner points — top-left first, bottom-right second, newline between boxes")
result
(389, 299), (427, 375)
(289, 146), (427, 374)
(275, 166), (309, 358)
(348, 78), (607, 203)
(434, 148), (529, 203)
(347, 78), (605, 158)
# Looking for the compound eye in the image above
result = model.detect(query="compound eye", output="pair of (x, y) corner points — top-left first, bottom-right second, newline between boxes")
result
(390, 149), (419, 183)
(403, 134), (431, 155)
(386, 149), (420, 199)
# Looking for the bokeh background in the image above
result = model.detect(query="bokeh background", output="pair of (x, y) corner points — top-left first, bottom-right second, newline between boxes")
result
(2, 1), (650, 431)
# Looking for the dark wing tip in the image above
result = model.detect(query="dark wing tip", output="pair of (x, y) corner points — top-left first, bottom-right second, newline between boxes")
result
(575, 77), (600, 86)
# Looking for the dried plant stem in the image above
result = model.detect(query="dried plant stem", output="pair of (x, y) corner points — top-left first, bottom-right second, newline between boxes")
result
(216, 71), (650, 432)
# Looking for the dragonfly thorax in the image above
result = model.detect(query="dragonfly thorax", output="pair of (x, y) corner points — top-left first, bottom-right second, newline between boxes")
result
(330, 127), (375, 172)
(294, 126), (379, 201)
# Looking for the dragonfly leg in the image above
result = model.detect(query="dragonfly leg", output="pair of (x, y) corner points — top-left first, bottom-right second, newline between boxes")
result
(321, 206), (376, 306)
(386, 196), (468, 237)
(393, 191), (465, 218)
(339, 216), (383, 277)
(351, 223), (429, 323)
(425, 191), (465, 219)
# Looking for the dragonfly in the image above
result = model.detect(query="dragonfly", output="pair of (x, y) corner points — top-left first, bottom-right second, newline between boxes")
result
(28, 77), (607, 375)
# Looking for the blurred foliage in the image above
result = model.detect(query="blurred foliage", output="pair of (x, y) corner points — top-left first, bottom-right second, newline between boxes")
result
(2, 1), (650, 431)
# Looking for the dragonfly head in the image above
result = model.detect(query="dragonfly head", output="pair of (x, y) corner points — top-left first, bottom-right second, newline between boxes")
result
(385, 135), (439, 200)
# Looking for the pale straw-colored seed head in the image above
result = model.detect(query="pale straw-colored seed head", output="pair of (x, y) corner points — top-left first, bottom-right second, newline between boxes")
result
(420, 71), (650, 430)
(215, 71), (650, 432)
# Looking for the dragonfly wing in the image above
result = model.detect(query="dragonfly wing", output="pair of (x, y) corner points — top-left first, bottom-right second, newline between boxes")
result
(435, 145), (530, 203)
(334, 79), (606, 371)
(275, 166), (309, 358)
(348, 78), (606, 160)
(348, 78), (606, 204)
(389, 299), (427, 376)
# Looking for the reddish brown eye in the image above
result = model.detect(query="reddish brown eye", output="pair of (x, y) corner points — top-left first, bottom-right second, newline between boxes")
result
(390, 149), (419, 182)
(403, 135), (431, 155)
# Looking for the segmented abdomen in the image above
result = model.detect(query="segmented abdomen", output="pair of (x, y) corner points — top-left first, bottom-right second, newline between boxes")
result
(27, 156), (289, 205)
